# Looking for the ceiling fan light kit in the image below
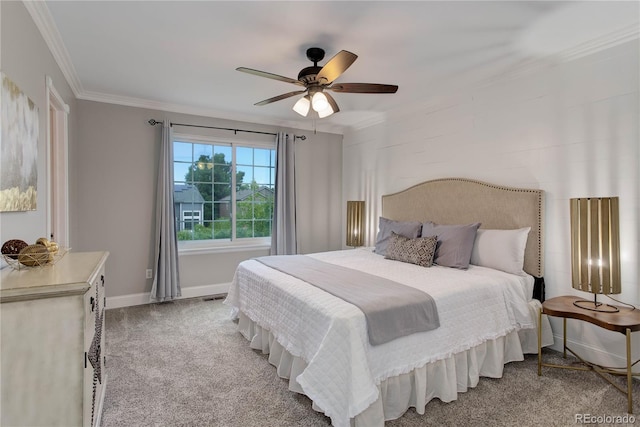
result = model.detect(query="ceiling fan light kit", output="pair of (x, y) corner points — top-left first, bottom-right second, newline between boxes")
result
(237, 47), (398, 119)
(311, 92), (329, 111)
(317, 104), (334, 118)
(292, 95), (311, 116)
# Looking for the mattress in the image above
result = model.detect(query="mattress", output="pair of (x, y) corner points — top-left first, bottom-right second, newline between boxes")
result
(225, 248), (540, 427)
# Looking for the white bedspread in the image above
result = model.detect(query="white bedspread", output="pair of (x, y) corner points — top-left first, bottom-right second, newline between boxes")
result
(225, 248), (535, 427)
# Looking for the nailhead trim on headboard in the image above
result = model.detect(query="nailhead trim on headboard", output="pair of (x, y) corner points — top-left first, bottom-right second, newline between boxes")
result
(381, 178), (544, 277)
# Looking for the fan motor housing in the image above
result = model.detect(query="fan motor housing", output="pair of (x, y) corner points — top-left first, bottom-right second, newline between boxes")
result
(297, 66), (322, 84)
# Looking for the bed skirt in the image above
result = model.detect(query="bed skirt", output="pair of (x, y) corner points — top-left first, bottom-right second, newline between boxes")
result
(237, 301), (553, 426)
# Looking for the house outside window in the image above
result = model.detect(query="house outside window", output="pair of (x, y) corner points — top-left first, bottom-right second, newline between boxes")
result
(182, 211), (201, 228)
(174, 185), (205, 231)
(173, 135), (275, 249)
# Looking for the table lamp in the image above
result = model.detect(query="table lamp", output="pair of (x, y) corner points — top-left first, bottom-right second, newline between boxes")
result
(570, 197), (621, 312)
(346, 201), (365, 247)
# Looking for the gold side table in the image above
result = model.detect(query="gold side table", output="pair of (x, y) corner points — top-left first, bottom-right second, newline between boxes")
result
(538, 295), (640, 414)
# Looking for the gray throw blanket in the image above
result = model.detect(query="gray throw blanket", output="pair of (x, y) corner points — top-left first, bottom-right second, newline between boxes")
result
(254, 255), (439, 345)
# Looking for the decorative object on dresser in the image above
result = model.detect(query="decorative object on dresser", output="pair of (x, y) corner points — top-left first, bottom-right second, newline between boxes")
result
(1, 237), (67, 269)
(0, 251), (109, 427)
(1, 238), (28, 259)
(346, 200), (365, 247)
(569, 197), (621, 312)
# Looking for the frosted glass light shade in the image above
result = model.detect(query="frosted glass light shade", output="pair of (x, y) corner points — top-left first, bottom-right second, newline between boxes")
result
(311, 92), (329, 112)
(292, 96), (310, 116)
(317, 104), (335, 118)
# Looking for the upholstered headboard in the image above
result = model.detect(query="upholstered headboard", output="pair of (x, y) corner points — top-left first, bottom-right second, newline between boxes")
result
(381, 178), (544, 278)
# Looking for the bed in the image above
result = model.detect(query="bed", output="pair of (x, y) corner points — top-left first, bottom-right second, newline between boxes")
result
(225, 178), (554, 427)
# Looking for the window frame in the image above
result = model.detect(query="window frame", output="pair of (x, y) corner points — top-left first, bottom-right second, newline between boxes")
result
(172, 132), (275, 254)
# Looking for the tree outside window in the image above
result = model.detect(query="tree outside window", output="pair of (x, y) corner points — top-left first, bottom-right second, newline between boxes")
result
(173, 140), (275, 242)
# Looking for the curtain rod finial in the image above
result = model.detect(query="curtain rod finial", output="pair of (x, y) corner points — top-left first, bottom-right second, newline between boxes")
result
(148, 119), (161, 126)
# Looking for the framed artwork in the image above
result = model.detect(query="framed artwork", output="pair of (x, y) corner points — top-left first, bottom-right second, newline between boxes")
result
(0, 72), (39, 212)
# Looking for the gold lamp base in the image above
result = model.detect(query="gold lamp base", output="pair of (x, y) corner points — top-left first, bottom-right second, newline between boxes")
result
(573, 296), (619, 313)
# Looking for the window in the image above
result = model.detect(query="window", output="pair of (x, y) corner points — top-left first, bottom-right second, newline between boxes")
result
(181, 211), (201, 230)
(173, 136), (275, 246)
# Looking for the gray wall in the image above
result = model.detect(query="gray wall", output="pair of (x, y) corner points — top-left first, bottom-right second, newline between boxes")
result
(74, 101), (343, 298)
(0, 2), (77, 252)
(1, 2), (343, 299)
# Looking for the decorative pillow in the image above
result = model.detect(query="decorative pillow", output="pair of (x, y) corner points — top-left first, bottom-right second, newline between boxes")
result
(470, 227), (531, 276)
(374, 217), (422, 256)
(421, 222), (481, 269)
(385, 233), (438, 267)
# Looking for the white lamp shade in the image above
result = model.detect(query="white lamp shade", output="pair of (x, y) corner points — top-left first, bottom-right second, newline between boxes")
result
(292, 96), (310, 116)
(317, 104), (335, 118)
(311, 92), (329, 112)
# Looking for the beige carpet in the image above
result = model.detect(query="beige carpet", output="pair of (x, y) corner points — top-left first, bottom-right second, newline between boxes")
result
(102, 298), (639, 427)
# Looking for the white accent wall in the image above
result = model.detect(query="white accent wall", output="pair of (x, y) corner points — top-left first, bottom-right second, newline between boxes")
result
(343, 40), (639, 365)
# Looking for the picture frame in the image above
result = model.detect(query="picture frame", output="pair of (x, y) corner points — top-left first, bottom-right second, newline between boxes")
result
(0, 72), (39, 212)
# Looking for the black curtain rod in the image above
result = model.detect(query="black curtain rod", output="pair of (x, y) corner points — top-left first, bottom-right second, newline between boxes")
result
(147, 119), (306, 140)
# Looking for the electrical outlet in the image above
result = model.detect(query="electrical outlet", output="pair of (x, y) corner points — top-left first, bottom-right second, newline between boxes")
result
(146, 269), (153, 279)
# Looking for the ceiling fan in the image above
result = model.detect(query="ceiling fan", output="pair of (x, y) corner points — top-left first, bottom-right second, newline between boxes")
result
(236, 47), (398, 118)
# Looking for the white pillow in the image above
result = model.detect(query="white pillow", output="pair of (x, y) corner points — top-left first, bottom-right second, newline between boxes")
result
(470, 227), (531, 276)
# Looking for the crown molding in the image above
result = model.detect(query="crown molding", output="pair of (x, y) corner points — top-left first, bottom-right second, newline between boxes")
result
(77, 90), (345, 135)
(378, 24), (639, 130)
(347, 114), (387, 131)
(479, 24), (639, 88)
(25, 0), (638, 135)
(557, 23), (639, 62)
(23, 0), (345, 135)
(23, 0), (83, 97)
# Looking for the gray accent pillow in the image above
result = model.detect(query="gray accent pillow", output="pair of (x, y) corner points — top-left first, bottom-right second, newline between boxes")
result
(374, 217), (422, 256)
(385, 232), (438, 267)
(421, 221), (481, 269)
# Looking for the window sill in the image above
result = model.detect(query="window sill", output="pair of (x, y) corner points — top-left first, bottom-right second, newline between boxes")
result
(178, 241), (271, 256)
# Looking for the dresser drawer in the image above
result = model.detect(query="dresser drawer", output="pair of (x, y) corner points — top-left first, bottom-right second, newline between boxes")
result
(84, 282), (98, 333)
(84, 267), (106, 332)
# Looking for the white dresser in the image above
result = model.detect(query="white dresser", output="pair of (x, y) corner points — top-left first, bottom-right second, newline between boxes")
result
(1, 251), (109, 427)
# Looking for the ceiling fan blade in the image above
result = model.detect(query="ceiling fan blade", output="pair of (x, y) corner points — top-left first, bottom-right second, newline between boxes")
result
(324, 92), (340, 113)
(316, 50), (358, 84)
(328, 83), (398, 94)
(236, 67), (305, 86)
(254, 90), (307, 106)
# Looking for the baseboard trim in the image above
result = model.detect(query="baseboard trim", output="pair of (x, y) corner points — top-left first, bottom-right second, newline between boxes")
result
(106, 283), (230, 309)
(548, 333), (627, 367)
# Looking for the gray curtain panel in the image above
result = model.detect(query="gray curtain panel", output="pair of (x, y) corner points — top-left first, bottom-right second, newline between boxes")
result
(150, 121), (181, 302)
(271, 132), (297, 255)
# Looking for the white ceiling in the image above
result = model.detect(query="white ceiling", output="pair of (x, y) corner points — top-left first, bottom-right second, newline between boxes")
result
(36, 1), (639, 133)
